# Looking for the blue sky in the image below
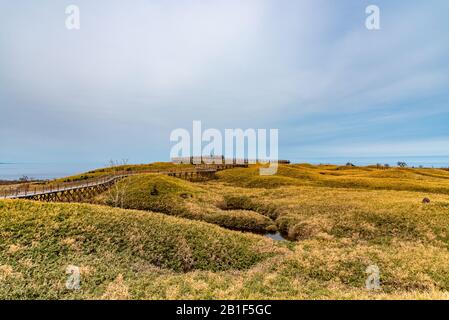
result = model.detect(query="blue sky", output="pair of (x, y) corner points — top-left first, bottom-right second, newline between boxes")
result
(1, 0), (448, 164)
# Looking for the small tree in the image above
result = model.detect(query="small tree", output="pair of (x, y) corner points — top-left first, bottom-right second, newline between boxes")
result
(346, 162), (355, 167)
(397, 162), (408, 168)
(150, 185), (159, 196)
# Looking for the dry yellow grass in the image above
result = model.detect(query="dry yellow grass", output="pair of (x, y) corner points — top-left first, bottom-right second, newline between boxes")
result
(3, 163), (449, 299)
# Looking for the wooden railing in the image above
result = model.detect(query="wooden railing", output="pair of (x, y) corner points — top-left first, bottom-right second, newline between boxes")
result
(0, 164), (244, 200)
(1, 174), (124, 199)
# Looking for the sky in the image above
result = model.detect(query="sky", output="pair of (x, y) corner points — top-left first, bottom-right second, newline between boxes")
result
(1, 0), (448, 165)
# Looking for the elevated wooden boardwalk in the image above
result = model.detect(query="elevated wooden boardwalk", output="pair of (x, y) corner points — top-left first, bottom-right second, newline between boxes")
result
(0, 164), (246, 203)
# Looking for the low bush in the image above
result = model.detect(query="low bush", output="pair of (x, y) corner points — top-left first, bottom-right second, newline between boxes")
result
(222, 195), (280, 220)
(203, 210), (276, 233)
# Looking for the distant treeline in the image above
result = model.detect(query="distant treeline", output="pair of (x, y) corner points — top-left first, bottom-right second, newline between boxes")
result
(0, 176), (44, 185)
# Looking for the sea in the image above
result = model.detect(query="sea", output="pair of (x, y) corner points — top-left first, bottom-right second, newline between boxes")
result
(0, 162), (106, 180)
(1, 156), (449, 180)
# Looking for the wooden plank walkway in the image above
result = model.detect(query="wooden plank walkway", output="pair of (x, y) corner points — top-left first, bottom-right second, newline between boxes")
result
(0, 164), (246, 202)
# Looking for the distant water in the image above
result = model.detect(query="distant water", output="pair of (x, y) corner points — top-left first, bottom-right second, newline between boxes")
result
(290, 156), (449, 168)
(1, 156), (449, 181)
(0, 162), (105, 180)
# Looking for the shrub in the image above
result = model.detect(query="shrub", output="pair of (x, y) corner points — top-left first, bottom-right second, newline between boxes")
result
(203, 210), (276, 233)
(104, 174), (199, 217)
(222, 195), (280, 220)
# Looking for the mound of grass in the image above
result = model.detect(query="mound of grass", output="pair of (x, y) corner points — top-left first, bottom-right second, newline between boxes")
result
(0, 200), (282, 299)
(57, 162), (193, 183)
(202, 210), (276, 233)
(217, 165), (449, 195)
(217, 167), (301, 189)
(99, 174), (277, 233)
(104, 174), (201, 215)
(364, 169), (422, 179)
(221, 195), (280, 220)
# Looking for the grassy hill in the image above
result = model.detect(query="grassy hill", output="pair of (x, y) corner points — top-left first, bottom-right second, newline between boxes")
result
(3, 163), (449, 299)
(93, 174), (277, 233)
(56, 162), (194, 183)
(0, 200), (283, 299)
(217, 164), (449, 194)
(2, 199), (449, 299)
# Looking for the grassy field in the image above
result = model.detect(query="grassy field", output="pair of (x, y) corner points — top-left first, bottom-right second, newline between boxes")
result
(2, 163), (449, 299)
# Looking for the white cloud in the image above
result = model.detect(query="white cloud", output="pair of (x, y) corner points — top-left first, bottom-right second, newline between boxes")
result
(300, 138), (449, 157)
(0, 0), (448, 162)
